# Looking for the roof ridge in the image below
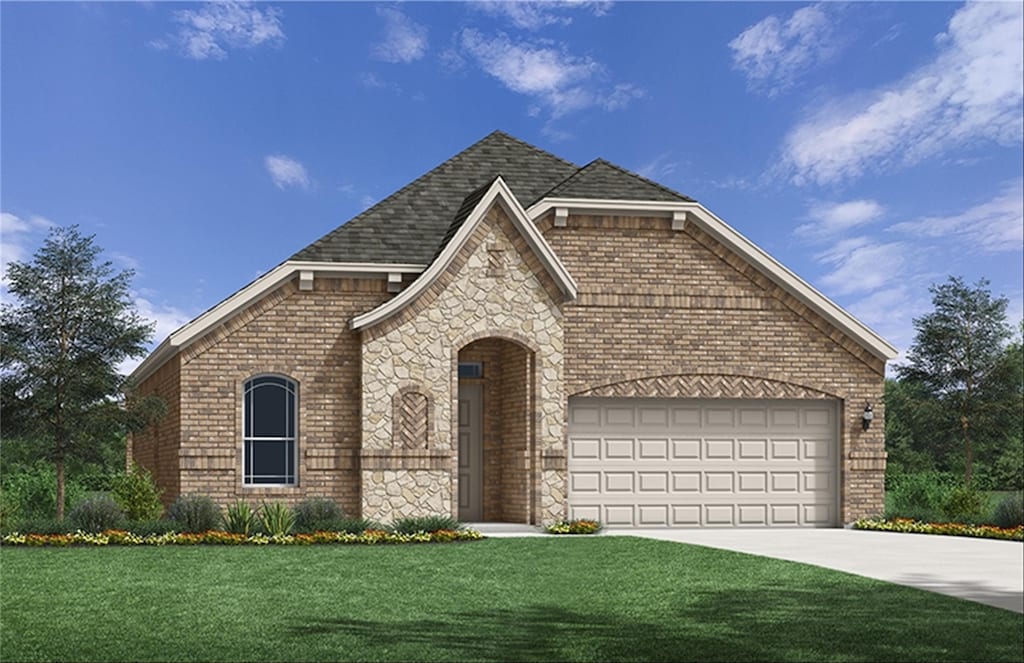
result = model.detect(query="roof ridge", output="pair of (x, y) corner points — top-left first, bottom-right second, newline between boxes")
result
(587, 158), (695, 202)
(290, 131), (578, 261)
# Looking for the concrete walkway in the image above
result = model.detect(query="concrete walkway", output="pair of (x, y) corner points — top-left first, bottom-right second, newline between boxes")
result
(468, 524), (1024, 613)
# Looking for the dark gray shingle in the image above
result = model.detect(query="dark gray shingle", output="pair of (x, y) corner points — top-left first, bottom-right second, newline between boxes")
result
(290, 132), (696, 265)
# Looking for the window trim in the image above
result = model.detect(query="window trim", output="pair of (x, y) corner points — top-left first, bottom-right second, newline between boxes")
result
(242, 374), (298, 487)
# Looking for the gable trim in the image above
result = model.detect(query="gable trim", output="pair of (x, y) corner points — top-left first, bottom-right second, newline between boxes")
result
(351, 177), (578, 331)
(527, 197), (899, 361)
(128, 261), (426, 385)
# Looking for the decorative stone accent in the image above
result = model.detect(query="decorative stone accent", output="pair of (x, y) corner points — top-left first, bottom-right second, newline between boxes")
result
(361, 470), (450, 522)
(393, 388), (429, 449)
(361, 203), (565, 523)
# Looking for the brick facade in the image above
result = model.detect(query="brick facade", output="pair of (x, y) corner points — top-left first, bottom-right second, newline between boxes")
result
(538, 213), (887, 522)
(131, 200), (887, 525)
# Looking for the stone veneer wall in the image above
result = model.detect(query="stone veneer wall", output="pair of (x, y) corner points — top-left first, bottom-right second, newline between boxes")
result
(538, 213), (888, 522)
(361, 204), (565, 524)
(169, 276), (391, 513)
(129, 354), (182, 505)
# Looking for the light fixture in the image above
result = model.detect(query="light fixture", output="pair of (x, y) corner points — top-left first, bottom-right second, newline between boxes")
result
(862, 403), (874, 431)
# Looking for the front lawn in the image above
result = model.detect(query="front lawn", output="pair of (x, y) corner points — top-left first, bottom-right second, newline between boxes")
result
(2, 537), (1021, 662)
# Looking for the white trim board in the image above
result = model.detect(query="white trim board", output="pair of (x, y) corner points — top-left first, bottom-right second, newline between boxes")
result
(128, 261), (426, 384)
(350, 177), (578, 331)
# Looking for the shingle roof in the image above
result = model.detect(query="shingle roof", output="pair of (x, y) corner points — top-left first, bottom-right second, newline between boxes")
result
(542, 159), (695, 203)
(290, 131), (695, 265)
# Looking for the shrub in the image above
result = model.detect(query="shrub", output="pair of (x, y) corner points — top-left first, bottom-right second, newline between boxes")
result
(223, 501), (258, 536)
(6, 516), (74, 535)
(942, 485), (988, 524)
(393, 515), (461, 534)
(292, 498), (346, 533)
(0, 488), (18, 532)
(884, 472), (958, 521)
(333, 518), (382, 534)
(0, 462), (87, 521)
(126, 519), (178, 536)
(111, 463), (163, 521)
(992, 493), (1024, 529)
(258, 502), (295, 537)
(546, 519), (603, 534)
(167, 494), (221, 533)
(68, 495), (126, 533)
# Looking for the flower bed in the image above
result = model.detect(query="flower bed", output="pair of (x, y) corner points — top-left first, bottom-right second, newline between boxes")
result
(0, 528), (484, 547)
(853, 518), (1023, 541)
(545, 519), (602, 535)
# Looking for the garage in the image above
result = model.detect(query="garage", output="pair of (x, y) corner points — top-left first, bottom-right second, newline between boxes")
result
(567, 398), (840, 528)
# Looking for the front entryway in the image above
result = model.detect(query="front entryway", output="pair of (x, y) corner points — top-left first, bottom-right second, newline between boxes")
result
(456, 337), (535, 523)
(457, 382), (483, 521)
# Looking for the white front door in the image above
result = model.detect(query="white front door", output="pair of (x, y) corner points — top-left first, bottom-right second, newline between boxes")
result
(457, 383), (483, 521)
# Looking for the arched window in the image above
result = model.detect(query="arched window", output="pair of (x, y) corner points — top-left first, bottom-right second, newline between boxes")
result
(243, 375), (297, 485)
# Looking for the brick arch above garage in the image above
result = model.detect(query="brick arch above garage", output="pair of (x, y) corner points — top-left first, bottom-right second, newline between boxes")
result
(569, 373), (840, 401)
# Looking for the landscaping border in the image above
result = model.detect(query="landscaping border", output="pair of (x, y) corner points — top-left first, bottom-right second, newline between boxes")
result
(1, 528), (484, 547)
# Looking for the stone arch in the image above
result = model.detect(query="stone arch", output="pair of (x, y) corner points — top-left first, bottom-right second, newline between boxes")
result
(569, 373), (839, 400)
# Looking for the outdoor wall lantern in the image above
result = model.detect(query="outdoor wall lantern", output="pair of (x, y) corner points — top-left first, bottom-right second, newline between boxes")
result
(862, 403), (874, 431)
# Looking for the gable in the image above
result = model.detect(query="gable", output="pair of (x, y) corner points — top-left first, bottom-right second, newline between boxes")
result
(351, 177), (577, 331)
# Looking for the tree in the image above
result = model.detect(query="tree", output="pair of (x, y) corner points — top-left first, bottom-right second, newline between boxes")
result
(897, 276), (1015, 486)
(1, 225), (163, 519)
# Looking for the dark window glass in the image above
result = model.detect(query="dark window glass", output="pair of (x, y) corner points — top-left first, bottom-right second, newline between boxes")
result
(243, 376), (296, 485)
(458, 362), (483, 379)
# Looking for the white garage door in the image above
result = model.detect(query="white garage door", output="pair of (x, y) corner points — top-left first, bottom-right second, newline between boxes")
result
(567, 398), (839, 528)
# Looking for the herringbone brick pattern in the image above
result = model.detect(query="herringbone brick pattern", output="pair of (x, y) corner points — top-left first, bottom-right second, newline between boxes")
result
(572, 374), (834, 400)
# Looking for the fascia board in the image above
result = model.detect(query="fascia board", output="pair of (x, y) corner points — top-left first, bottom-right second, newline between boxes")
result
(527, 198), (694, 218)
(527, 197), (899, 361)
(129, 260), (428, 385)
(492, 179), (579, 300)
(351, 177), (577, 331)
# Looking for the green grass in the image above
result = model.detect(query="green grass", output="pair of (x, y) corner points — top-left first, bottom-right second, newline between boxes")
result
(2, 538), (1021, 662)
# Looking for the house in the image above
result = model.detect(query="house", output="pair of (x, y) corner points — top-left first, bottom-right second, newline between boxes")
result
(128, 131), (897, 528)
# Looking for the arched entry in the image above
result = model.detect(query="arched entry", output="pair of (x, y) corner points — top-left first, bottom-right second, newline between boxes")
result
(456, 336), (534, 522)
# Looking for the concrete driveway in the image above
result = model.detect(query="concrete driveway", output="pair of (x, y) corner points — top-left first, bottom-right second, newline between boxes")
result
(609, 528), (1024, 613)
(473, 524), (1023, 612)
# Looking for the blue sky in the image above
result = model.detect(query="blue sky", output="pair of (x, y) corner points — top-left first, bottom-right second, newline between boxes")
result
(2, 1), (1022, 374)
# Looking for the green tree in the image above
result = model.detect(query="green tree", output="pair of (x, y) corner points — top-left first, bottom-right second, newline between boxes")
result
(1, 226), (163, 519)
(897, 276), (1015, 486)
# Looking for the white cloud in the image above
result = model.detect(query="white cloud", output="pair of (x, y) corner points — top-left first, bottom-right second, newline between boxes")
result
(458, 29), (641, 119)
(814, 236), (910, 296)
(729, 4), (837, 96)
(795, 199), (885, 238)
(472, 1), (612, 31)
(889, 179), (1024, 253)
(119, 296), (194, 377)
(164, 1), (284, 61)
(782, 1), (1023, 185)
(0, 212), (53, 293)
(264, 155), (310, 190)
(372, 8), (428, 63)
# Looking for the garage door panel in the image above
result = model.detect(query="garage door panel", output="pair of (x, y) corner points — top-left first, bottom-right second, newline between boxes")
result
(570, 472), (601, 493)
(738, 472), (767, 492)
(604, 505), (635, 526)
(738, 504), (768, 525)
(705, 439), (734, 459)
(638, 472), (669, 493)
(604, 438), (634, 459)
(672, 472), (701, 492)
(638, 438), (669, 459)
(570, 438), (600, 459)
(568, 398), (839, 529)
(672, 439), (701, 459)
(738, 439), (767, 460)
